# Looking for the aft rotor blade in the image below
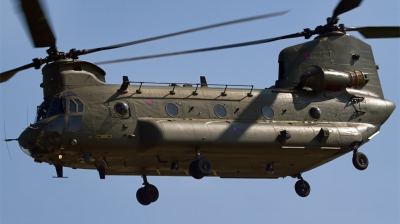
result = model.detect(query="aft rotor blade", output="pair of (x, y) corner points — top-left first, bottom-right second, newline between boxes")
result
(97, 32), (302, 65)
(332, 0), (362, 21)
(81, 11), (288, 55)
(0, 63), (35, 83)
(346, 26), (400, 38)
(20, 0), (56, 48)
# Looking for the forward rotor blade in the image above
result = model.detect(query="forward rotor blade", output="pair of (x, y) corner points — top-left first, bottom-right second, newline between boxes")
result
(0, 63), (35, 83)
(332, 0), (362, 21)
(20, 0), (56, 48)
(81, 11), (288, 55)
(97, 32), (302, 65)
(346, 26), (400, 38)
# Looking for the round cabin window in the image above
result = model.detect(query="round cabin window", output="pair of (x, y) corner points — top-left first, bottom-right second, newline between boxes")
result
(214, 104), (227, 118)
(115, 102), (129, 116)
(165, 103), (178, 117)
(309, 107), (321, 120)
(261, 106), (274, 119)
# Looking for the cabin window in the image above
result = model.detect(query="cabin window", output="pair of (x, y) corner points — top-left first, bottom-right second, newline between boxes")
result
(309, 107), (321, 120)
(262, 106), (274, 119)
(165, 103), (178, 117)
(114, 102), (129, 116)
(214, 104), (227, 118)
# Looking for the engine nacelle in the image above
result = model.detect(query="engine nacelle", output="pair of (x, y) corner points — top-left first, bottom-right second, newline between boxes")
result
(297, 65), (368, 92)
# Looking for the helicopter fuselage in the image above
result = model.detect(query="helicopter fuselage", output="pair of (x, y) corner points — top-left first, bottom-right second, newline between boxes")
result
(18, 33), (396, 179)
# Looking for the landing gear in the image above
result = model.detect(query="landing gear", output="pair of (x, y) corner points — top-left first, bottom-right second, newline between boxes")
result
(170, 161), (179, 173)
(97, 166), (106, 179)
(52, 165), (67, 178)
(136, 175), (159, 206)
(293, 174), (311, 197)
(55, 165), (63, 177)
(352, 151), (369, 170)
(188, 147), (212, 179)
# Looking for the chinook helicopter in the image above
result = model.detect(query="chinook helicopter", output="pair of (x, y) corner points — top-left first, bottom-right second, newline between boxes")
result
(1, 0), (398, 206)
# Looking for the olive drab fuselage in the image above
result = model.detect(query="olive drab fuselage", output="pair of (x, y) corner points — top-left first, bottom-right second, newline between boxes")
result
(18, 33), (396, 178)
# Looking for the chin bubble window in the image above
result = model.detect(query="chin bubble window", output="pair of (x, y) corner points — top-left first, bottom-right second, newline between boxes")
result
(262, 106), (274, 119)
(165, 103), (178, 117)
(114, 102), (129, 116)
(309, 107), (321, 120)
(214, 104), (227, 118)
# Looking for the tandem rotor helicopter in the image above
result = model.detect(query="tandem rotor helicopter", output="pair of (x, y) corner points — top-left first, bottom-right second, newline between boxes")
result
(1, 0), (399, 206)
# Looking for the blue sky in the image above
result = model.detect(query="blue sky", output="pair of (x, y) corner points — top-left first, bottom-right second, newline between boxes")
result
(1, 0), (399, 223)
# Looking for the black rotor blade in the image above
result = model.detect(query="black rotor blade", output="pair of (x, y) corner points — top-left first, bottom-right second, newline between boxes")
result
(346, 26), (400, 38)
(332, 0), (362, 21)
(81, 11), (288, 55)
(96, 32), (303, 65)
(0, 63), (35, 83)
(20, 0), (56, 48)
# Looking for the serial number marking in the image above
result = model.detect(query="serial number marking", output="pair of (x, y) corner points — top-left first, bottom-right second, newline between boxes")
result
(95, 135), (113, 139)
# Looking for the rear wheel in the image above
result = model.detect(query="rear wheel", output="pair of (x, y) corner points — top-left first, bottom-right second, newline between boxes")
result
(295, 180), (311, 197)
(142, 184), (159, 203)
(189, 161), (204, 179)
(195, 158), (212, 176)
(352, 152), (369, 170)
(136, 188), (151, 205)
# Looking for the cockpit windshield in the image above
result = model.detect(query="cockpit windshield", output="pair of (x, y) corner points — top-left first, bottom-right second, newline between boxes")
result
(45, 96), (65, 118)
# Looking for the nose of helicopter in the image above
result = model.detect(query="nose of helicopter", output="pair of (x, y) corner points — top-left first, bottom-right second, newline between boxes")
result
(18, 127), (40, 157)
(18, 115), (65, 157)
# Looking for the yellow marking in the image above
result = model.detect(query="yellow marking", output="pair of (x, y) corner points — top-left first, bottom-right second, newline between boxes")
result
(321, 147), (341, 150)
(184, 169), (188, 175)
(282, 146), (305, 149)
(212, 170), (217, 176)
(156, 168), (161, 175)
(95, 135), (113, 139)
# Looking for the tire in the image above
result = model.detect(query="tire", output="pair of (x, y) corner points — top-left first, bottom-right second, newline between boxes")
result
(352, 152), (369, 170)
(195, 158), (212, 176)
(294, 180), (311, 197)
(142, 184), (159, 203)
(189, 161), (204, 179)
(136, 188), (151, 206)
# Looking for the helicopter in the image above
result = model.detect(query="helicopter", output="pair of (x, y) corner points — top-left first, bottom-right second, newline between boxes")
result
(0, 0), (398, 207)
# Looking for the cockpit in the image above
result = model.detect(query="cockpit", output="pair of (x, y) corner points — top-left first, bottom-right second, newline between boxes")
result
(35, 92), (80, 122)
(21, 91), (85, 158)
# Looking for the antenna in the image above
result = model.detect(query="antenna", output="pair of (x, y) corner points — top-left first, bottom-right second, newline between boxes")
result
(27, 108), (29, 126)
(3, 121), (14, 160)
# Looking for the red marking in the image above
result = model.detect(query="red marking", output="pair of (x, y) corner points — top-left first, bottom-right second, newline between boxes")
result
(146, 99), (153, 105)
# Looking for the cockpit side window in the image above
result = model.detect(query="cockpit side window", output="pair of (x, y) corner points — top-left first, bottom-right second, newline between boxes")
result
(75, 99), (83, 112)
(46, 96), (65, 118)
(69, 99), (77, 113)
(35, 101), (47, 122)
